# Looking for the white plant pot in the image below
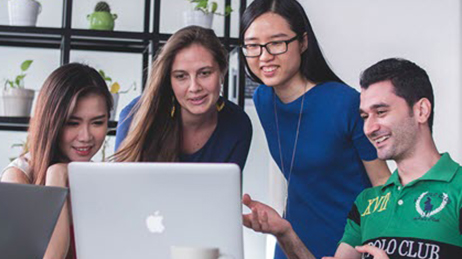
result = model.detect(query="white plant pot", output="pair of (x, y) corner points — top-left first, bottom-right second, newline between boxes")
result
(183, 10), (214, 29)
(8, 0), (42, 27)
(110, 93), (119, 121)
(0, 97), (3, 116)
(1, 88), (35, 117)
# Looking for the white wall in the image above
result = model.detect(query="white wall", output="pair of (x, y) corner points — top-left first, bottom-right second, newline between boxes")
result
(303, 0), (462, 162)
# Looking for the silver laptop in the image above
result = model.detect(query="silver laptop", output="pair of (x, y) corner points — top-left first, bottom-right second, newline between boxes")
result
(68, 162), (243, 259)
(0, 182), (68, 259)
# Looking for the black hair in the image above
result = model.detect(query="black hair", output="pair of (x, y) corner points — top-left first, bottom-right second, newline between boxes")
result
(239, 0), (343, 84)
(360, 58), (435, 132)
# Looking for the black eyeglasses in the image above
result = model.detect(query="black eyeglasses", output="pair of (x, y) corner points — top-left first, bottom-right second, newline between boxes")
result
(241, 35), (299, 58)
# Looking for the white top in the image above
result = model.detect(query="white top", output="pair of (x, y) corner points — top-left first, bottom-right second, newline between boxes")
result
(1, 153), (31, 181)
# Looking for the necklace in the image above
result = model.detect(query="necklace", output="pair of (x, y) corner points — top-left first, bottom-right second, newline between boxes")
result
(273, 83), (307, 217)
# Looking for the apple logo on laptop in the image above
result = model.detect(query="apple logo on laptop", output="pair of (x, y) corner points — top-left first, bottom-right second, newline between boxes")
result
(146, 211), (165, 233)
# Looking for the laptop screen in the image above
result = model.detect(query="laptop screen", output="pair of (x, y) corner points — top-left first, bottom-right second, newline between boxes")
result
(69, 162), (243, 259)
(0, 182), (68, 259)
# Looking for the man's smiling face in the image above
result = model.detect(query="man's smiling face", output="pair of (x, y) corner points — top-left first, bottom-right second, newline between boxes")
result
(360, 80), (419, 161)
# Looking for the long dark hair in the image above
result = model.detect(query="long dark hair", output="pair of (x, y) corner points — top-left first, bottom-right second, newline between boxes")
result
(240, 0), (343, 85)
(114, 26), (228, 162)
(28, 63), (113, 185)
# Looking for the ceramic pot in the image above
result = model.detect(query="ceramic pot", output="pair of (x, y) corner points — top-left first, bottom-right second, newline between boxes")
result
(1, 88), (35, 117)
(183, 10), (214, 29)
(8, 0), (42, 27)
(87, 11), (118, 31)
(110, 93), (119, 121)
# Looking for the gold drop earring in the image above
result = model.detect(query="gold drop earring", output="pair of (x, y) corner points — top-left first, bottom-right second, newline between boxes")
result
(216, 98), (225, 112)
(170, 97), (176, 118)
(216, 77), (225, 112)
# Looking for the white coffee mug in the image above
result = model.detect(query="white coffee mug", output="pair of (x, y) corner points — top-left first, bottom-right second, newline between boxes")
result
(170, 246), (233, 259)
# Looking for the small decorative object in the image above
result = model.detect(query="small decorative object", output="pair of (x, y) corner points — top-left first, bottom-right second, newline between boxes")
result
(98, 69), (136, 121)
(2, 60), (35, 117)
(8, 0), (42, 27)
(183, 0), (233, 29)
(9, 141), (27, 162)
(100, 139), (110, 162)
(87, 1), (118, 31)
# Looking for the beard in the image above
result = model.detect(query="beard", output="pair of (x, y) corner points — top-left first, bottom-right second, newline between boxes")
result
(377, 116), (418, 162)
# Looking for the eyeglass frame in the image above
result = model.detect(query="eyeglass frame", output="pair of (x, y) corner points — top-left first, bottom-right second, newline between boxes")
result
(241, 35), (300, 58)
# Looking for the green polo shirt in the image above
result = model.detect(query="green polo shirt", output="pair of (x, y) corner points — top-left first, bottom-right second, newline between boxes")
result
(340, 153), (462, 258)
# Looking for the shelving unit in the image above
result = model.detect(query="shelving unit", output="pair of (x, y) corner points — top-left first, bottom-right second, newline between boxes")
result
(0, 116), (119, 134)
(0, 0), (247, 133)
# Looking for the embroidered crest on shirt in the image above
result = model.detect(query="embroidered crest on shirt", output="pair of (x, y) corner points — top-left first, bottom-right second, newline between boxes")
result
(414, 192), (448, 221)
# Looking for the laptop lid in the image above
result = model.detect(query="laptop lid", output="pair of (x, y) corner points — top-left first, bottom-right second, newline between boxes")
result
(0, 182), (68, 259)
(69, 162), (243, 259)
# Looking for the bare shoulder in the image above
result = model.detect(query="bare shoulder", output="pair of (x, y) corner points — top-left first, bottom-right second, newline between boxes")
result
(45, 163), (69, 187)
(47, 163), (69, 173)
(1, 167), (30, 184)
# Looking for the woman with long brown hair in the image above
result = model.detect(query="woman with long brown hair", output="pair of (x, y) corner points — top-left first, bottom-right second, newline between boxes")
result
(114, 26), (252, 169)
(1, 63), (113, 259)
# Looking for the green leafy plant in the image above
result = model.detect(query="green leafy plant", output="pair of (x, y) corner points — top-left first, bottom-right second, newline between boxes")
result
(5, 60), (33, 89)
(95, 1), (111, 12)
(98, 69), (136, 94)
(187, 0), (233, 16)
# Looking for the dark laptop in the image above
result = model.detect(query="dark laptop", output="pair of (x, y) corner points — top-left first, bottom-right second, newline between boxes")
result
(0, 182), (68, 259)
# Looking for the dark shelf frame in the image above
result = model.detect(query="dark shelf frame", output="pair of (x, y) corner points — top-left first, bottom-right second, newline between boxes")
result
(0, 0), (247, 132)
(0, 117), (118, 135)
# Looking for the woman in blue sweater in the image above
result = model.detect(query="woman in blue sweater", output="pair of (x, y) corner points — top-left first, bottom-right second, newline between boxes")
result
(114, 26), (252, 170)
(240, 0), (390, 258)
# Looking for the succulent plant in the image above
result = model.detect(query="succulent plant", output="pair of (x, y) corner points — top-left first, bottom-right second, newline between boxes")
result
(95, 1), (111, 12)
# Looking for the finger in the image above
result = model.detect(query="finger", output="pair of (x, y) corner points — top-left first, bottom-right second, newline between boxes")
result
(242, 193), (253, 208)
(355, 245), (388, 257)
(250, 207), (261, 231)
(259, 210), (270, 231)
(242, 214), (252, 228)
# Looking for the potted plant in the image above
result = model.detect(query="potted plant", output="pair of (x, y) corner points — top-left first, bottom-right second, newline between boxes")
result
(87, 1), (118, 31)
(2, 60), (35, 117)
(8, 0), (42, 27)
(183, 0), (233, 29)
(98, 69), (136, 121)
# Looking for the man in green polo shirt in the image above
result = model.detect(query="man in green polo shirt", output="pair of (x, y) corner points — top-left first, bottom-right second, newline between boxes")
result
(242, 58), (462, 259)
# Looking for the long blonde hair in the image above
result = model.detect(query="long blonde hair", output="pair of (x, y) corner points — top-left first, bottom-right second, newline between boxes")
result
(114, 26), (228, 162)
